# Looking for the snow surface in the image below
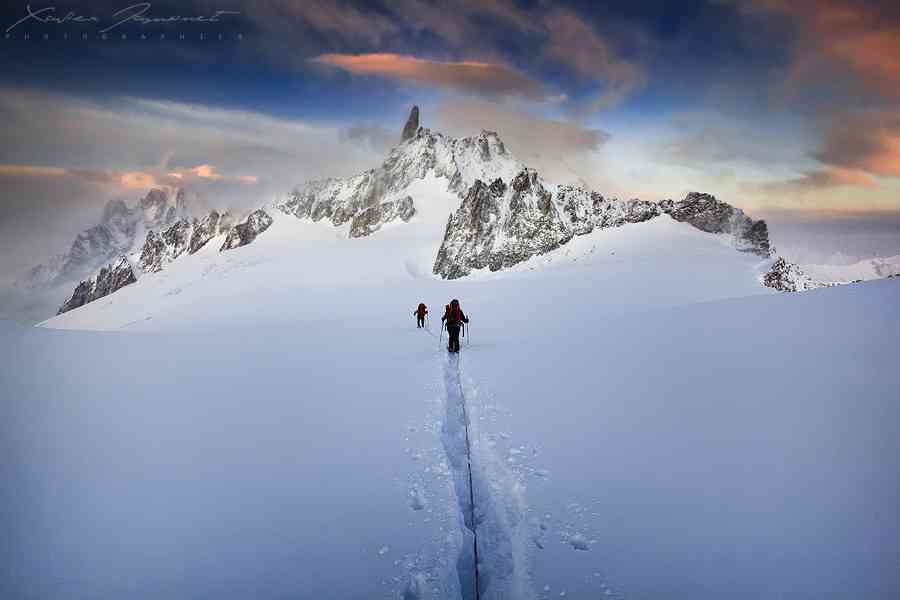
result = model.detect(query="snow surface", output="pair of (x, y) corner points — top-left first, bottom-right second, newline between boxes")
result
(803, 254), (900, 284)
(4, 181), (899, 599)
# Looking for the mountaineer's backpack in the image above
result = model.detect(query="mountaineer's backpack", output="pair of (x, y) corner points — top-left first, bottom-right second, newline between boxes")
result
(445, 303), (462, 326)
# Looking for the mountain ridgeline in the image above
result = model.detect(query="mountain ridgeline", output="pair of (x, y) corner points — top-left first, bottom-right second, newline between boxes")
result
(54, 105), (806, 315)
(20, 188), (189, 291)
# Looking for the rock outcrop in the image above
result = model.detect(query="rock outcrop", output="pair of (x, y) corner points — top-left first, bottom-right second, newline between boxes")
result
(138, 210), (232, 273)
(661, 192), (770, 257)
(277, 106), (522, 238)
(221, 209), (273, 251)
(190, 210), (232, 254)
(139, 219), (191, 273)
(57, 256), (137, 314)
(433, 170), (572, 278)
(434, 175), (773, 279)
(401, 105), (419, 142)
(556, 185), (662, 235)
(349, 196), (416, 238)
(763, 257), (820, 292)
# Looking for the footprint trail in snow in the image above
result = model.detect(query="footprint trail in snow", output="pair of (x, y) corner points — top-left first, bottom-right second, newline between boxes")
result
(437, 351), (535, 600)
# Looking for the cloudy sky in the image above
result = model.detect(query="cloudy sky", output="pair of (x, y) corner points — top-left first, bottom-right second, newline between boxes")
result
(2, 0), (900, 277)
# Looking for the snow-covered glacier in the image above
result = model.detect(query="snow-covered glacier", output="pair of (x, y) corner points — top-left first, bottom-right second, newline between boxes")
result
(5, 210), (899, 599)
(3, 107), (898, 600)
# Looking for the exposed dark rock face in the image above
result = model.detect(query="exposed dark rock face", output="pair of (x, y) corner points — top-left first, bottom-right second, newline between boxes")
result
(57, 256), (136, 314)
(433, 170), (572, 279)
(435, 177), (775, 279)
(221, 209), (273, 251)
(662, 192), (771, 257)
(138, 218), (192, 273)
(349, 196), (416, 238)
(401, 105), (420, 142)
(556, 185), (662, 235)
(138, 230), (167, 273)
(189, 210), (231, 254)
(162, 219), (192, 259)
(763, 257), (820, 292)
(138, 211), (232, 274)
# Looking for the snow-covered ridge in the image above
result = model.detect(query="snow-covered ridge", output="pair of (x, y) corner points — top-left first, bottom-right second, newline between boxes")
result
(19, 188), (189, 290)
(272, 106), (772, 279)
(760, 254), (900, 293)
(434, 180), (772, 279)
(275, 108), (523, 232)
(57, 208), (233, 314)
(54, 105), (781, 315)
(803, 255), (900, 284)
(56, 256), (137, 315)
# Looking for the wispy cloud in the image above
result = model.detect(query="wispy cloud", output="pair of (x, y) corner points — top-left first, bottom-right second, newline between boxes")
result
(434, 98), (610, 190)
(0, 86), (395, 277)
(746, 0), (900, 96)
(542, 9), (646, 112)
(250, 1), (643, 115)
(310, 53), (551, 101)
(0, 162), (258, 192)
(730, 0), (900, 192)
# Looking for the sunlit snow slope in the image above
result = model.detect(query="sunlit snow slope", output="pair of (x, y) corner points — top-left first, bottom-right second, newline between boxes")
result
(5, 181), (898, 599)
(804, 254), (900, 284)
(41, 172), (773, 333)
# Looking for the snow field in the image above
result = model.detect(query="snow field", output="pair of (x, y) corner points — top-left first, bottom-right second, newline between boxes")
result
(10, 170), (899, 599)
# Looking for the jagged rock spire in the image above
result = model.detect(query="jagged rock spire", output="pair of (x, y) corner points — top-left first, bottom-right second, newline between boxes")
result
(401, 105), (419, 142)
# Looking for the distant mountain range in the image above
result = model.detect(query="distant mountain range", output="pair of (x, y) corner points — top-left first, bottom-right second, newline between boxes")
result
(20, 106), (892, 318)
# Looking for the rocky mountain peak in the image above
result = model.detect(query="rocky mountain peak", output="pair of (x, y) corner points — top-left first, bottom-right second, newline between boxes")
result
(140, 188), (169, 223)
(101, 198), (129, 223)
(763, 257), (820, 292)
(221, 209), (273, 251)
(434, 170), (571, 279)
(401, 105), (420, 142)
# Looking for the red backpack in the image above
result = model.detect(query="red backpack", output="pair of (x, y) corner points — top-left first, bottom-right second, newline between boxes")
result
(446, 302), (462, 326)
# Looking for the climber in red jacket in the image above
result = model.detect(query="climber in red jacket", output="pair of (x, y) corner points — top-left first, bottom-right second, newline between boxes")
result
(414, 303), (428, 328)
(441, 299), (469, 353)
